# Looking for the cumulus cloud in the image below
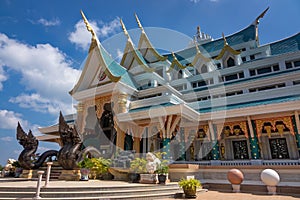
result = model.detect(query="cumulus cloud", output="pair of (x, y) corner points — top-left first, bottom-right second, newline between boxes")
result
(9, 93), (73, 115)
(0, 109), (29, 129)
(69, 17), (120, 51)
(0, 136), (13, 142)
(37, 18), (61, 27)
(0, 33), (80, 115)
(0, 66), (8, 90)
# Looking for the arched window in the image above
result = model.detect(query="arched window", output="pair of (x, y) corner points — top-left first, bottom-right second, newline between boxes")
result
(178, 70), (183, 79)
(227, 57), (235, 67)
(200, 65), (208, 73)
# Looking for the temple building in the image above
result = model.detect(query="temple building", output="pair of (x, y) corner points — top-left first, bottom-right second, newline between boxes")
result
(40, 8), (300, 166)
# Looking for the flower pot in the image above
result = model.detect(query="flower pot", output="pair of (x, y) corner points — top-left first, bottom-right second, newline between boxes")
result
(128, 173), (140, 183)
(80, 168), (90, 181)
(158, 174), (167, 184)
(183, 187), (197, 198)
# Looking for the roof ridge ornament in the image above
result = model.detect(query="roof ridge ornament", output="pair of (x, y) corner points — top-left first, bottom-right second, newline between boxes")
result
(252, 7), (270, 25)
(252, 7), (269, 46)
(120, 18), (132, 42)
(134, 13), (144, 32)
(222, 32), (228, 46)
(80, 10), (96, 39)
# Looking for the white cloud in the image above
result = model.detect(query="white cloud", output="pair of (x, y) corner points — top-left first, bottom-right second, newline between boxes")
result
(0, 66), (8, 90)
(0, 33), (80, 115)
(68, 19), (99, 50)
(37, 18), (61, 27)
(116, 48), (123, 62)
(0, 110), (29, 129)
(9, 93), (73, 115)
(68, 17), (120, 51)
(98, 18), (120, 38)
(0, 136), (13, 142)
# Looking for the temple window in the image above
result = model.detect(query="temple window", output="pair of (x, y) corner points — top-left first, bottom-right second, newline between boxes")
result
(178, 70), (183, 79)
(200, 64), (208, 73)
(226, 57), (235, 67)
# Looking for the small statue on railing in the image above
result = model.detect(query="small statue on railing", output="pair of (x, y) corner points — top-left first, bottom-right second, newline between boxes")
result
(145, 152), (161, 174)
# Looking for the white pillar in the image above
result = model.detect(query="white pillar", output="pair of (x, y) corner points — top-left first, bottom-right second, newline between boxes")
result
(247, 116), (254, 138)
(208, 121), (215, 141)
(44, 162), (53, 188)
(34, 171), (44, 199)
(295, 111), (300, 134)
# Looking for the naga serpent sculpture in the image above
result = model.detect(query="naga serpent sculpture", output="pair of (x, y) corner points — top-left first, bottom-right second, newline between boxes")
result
(16, 122), (58, 170)
(16, 112), (101, 170)
(57, 112), (101, 170)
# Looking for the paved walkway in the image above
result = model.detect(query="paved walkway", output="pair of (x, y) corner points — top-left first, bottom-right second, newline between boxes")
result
(164, 190), (300, 200)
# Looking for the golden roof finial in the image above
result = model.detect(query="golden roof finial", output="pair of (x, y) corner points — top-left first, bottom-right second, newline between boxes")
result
(134, 13), (144, 32)
(194, 40), (201, 53)
(171, 52), (177, 60)
(222, 32), (228, 46)
(253, 7), (270, 25)
(120, 18), (130, 40)
(80, 10), (96, 38)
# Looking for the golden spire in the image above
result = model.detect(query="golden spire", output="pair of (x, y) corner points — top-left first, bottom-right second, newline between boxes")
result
(222, 32), (228, 46)
(253, 7), (270, 25)
(120, 18), (130, 40)
(134, 13), (144, 32)
(80, 10), (96, 38)
(172, 52), (178, 60)
(194, 40), (201, 53)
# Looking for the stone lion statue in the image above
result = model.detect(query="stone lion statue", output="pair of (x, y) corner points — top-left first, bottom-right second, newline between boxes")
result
(145, 152), (161, 174)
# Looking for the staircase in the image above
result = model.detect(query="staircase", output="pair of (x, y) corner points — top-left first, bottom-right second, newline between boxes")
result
(40, 161), (63, 180)
(0, 182), (181, 200)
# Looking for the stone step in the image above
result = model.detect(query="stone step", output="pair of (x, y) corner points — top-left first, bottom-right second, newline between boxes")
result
(0, 184), (180, 199)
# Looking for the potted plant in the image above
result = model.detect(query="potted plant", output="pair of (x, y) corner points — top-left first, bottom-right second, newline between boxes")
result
(77, 156), (94, 181)
(155, 163), (169, 184)
(178, 178), (201, 198)
(97, 157), (112, 180)
(129, 157), (147, 183)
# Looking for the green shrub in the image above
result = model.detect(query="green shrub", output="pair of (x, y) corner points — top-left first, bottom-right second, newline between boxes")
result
(178, 178), (201, 190)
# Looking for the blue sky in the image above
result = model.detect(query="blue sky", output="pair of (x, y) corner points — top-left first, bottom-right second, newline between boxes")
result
(0, 0), (299, 165)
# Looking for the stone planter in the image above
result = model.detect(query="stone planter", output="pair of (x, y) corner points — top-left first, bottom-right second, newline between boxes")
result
(158, 174), (167, 184)
(183, 187), (197, 198)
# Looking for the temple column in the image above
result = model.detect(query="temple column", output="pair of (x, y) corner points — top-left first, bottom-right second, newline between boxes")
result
(249, 120), (264, 159)
(162, 138), (171, 159)
(133, 136), (141, 154)
(116, 128), (125, 151)
(292, 111), (300, 156)
(247, 116), (261, 159)
(209, 121), (220, 160)
(76, 102), (84, 134)
(178, 127), (186, 160)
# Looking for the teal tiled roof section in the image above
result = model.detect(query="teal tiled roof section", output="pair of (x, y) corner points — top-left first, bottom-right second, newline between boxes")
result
(120, 72), (138, 89)
(166, 25), (256, 61)
(135, 49), (148, 65)
(198, 95), (300, 113)
(270, 33), (300, 55)
(99, 44), (127, 76)
(99, 44), (137, 89)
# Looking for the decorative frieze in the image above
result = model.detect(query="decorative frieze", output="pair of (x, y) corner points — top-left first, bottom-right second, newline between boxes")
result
(256, 116), (295, 138)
